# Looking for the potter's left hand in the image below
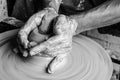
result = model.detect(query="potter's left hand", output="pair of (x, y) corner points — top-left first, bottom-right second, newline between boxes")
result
(30, 15), (78, 73)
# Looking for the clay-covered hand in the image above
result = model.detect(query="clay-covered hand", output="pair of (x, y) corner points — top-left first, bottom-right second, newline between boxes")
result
(29, 15), (78, 73)
(17, 7), (58, 56)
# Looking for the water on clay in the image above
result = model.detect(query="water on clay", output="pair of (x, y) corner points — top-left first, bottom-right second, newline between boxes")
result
(0, 29), (113, 80)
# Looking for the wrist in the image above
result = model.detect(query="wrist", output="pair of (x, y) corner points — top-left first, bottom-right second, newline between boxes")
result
(45, 0), (62, 13)
(67, 16), (78, 36)
(69, 14), (86, 35)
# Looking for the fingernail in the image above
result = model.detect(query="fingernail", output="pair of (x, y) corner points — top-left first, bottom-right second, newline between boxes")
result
(29, 42), (37, 47)
(30, 51), (37, 56)
(47, 68), (53, 74)
(23, 53), (28, 57)
(30, 51), (34, 56)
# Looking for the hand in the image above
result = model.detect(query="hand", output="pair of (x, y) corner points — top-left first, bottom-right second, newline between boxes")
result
(17, 7), (58, 57)
(29, 15), (78, 73)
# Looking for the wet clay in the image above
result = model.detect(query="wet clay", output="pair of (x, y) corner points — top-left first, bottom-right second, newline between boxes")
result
(28, 28), (48, 43)
(0, 29), (113, 80)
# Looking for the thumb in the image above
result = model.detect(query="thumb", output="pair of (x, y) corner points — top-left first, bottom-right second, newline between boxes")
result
(39, 8), (58, 34)
(54, 15), (78, 36)
(54, 15), (68, 35)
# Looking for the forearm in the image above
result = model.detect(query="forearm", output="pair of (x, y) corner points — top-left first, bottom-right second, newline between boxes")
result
(70, 0), (120, 34)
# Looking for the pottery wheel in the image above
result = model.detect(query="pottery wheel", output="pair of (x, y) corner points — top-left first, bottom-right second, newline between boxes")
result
(0, 30), (113, 80)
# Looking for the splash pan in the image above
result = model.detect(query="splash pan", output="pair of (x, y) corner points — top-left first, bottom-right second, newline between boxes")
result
(0, 29), (113, 80)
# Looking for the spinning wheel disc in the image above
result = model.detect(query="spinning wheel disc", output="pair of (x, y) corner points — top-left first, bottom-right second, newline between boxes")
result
(0, 30), (113, 80)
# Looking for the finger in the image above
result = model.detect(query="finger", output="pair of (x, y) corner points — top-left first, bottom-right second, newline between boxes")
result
(29, 34), (71, 56)
(47, 47), (71, 57)
(29, 42), (49, 56)
(28, 41), (38, 48)
(47, 53), (67, 74)
(17, 40), (29, 57)
(12, 46), (29, 57)
(22, 10), (47, 33)
(29, 33), (62, 55)
(23, 50), (29, 57)
(47, 40), (71, 53)
(18, 31), (29, 49)
(54, 15), (68, 35)
(49, 35), (65, 45)
(39, 8), (58, 33)
(18, 10), (46, 48)
(30, 41), (71, 58)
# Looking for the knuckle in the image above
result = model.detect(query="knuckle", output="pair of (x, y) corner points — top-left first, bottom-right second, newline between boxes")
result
(18, 30), (24, 35)
(58, 15), (67, 23)
(34, 17), (42, 25)
(59, 15), (66, 18)
(68, 19), (78, 35)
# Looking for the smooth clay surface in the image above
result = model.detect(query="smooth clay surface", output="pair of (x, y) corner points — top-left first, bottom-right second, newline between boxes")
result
(0, 29), (113, 80)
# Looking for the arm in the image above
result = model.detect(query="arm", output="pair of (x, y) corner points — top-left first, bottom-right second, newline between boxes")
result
(70, 0), (120, 34)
